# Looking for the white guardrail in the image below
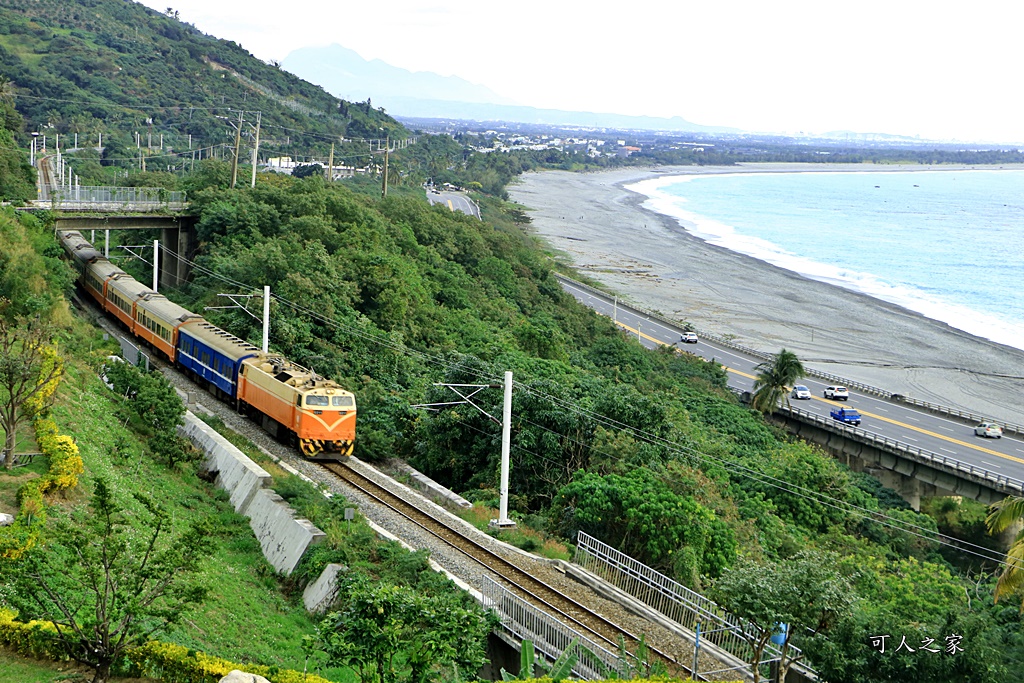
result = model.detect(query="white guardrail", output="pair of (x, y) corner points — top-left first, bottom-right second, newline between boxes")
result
(785, 405), (1024, 495)
(481, 575), (625, 680)
(574, 531), (804, 680)
(553, 273), (1024, 494)
(45, 186), (187, 211)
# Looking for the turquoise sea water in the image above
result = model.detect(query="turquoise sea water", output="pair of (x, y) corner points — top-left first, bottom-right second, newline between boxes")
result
(627, 169), (1024, 352)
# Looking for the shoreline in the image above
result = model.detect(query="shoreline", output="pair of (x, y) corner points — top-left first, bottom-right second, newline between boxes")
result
(507, 163), (1024, 427)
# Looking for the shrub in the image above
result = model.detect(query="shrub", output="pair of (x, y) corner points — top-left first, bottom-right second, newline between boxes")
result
(33, 418), (84, 493)
(0, 608), (64, 660)
(124, 639), (333, 683)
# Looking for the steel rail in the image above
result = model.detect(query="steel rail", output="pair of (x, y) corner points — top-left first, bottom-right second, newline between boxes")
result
(321, 462), (687, 678)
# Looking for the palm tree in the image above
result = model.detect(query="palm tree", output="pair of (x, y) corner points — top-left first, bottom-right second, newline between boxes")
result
(986, 496), (1024, 607)
(750, 348), (805, 413)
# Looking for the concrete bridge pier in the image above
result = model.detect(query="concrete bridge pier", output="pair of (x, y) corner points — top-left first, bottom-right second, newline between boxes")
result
(160, 223), (193, 289)
(54, 215), (196, 290)
(867, 467), (924, 510)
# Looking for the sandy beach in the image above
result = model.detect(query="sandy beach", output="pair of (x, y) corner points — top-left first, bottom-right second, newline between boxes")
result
(507, 163), (1024, 428)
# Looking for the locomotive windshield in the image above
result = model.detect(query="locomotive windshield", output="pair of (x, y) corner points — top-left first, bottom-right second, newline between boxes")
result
(332, 396), (355, 407)
(305, 395), (329, 406)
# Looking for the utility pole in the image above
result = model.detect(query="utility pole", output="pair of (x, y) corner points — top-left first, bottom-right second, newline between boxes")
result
(230, 109), (243, 189)
(327, 142), (334, 182)
(263, 285), (270, 353)
(494, 370), (515, 528)
(411, 373), (517, 529)
(152, 239), (159, 292)
(381, 135), (389, 198)
(249, 111), (261, 188)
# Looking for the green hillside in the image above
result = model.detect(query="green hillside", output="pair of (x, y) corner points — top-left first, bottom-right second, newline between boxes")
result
(0, 1), (1022, 680)
(0, 0), (404, 196)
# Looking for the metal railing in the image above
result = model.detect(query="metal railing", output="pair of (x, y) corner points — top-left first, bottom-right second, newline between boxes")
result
(46, 185), (186, 210)
(481, 576), (625, 680)
(573, 532), (800, 679)
(784, 405), (1024, 495)
(553, 273), (1023, 437)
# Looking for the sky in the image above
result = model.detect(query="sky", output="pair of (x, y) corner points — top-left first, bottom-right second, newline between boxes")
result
(139, 0), (1024, 144)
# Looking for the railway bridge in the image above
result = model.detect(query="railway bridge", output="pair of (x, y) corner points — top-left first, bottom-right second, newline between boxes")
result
(50, 214), (196, 290)
(19, 154), (196, 289)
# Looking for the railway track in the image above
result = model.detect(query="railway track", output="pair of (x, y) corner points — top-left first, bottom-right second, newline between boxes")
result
(73, 297), (701, 679)
(323, 461), (688, 679)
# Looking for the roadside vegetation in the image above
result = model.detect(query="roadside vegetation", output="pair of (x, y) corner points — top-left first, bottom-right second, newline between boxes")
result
(4, 138), (1024, 683)
(1, 2), (1023, 680)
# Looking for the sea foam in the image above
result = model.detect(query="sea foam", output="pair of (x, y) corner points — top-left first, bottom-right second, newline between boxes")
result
(627, 170), (1024, 352)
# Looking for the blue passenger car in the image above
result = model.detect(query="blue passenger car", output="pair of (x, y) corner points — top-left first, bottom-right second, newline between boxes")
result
(176, 320), (261, 400)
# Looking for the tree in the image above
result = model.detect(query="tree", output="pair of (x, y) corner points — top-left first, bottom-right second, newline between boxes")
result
(986, 495), (1024, 608)
(750, 348), (805, 413)
(293, 163), (324, 179)
(550, 468), (735, 586)
(1, 478), (213, 683)
(0, 301), (65, 468)
(710, 550), (854, 683)
(317, 577), (494, 683)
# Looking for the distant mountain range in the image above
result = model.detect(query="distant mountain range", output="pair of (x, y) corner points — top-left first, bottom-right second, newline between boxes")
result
(281, 45), (738, 134)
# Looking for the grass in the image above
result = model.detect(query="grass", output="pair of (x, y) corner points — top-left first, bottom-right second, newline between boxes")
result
(0, 450), (49, 517)
(23, 326), (356, 682)
(456, 504), (572, 561)
(0, 647), (157, 683)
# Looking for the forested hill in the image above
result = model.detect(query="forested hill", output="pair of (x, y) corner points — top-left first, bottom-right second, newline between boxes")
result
(0, 0), (404, 164)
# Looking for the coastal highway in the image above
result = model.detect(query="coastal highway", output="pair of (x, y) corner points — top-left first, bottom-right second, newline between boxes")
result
(558, 278), (1024, 487)
(425, 188), (480, 219)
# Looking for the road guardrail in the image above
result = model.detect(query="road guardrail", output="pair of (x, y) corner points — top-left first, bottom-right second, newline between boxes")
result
(553, 273), (1023, 438)
(784, 405), (1024, 496)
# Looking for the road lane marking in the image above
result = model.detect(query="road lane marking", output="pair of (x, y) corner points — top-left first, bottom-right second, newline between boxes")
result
(981, 461), (1002, 469)
(611, 315), (1024, 466)
(856, 408), (1024, 464)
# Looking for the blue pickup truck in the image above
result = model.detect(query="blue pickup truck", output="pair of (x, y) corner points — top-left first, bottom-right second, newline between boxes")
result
(830, 408), (862, 426)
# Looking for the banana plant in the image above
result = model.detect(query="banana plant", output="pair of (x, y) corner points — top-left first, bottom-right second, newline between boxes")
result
(501, 638), (580, 681)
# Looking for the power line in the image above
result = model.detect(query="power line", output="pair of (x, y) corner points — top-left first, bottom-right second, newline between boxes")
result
(129, 247), (1017, 569)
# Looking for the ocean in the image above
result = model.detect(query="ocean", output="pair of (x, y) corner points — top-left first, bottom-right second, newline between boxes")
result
(628, 169), (1024, 352)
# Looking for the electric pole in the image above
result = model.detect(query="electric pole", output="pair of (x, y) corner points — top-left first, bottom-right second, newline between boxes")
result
(230, 109), (243, 189)
(249, 111), (261, 188)
(411, 373), (517, 529)
(327, 142), (334, 182)
(382, 135), (389, 198)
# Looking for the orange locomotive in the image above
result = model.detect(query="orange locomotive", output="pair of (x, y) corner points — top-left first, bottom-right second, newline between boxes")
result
(57, 229), (356, 459)
(238, 353), (356, 458)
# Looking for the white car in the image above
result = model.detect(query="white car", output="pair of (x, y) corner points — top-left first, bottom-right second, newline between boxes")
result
(790, 385), (812, 400)
(824, 386), (849, 401)
(680, 332), (699, 344)
(974, 422), (1003, 439)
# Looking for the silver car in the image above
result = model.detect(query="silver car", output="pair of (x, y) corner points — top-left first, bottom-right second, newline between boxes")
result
(791, 385), (812, 400)
(974, 422), (1003, 438)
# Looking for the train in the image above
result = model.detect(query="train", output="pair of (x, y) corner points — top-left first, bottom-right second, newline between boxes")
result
(57, 229), (356, 460)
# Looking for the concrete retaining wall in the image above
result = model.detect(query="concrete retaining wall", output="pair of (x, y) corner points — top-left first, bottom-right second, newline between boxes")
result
(393, 461), (473, 509)
(303, 562), (345, 614)
(180, 416), (271, 514)
(178, 412), (325, 575)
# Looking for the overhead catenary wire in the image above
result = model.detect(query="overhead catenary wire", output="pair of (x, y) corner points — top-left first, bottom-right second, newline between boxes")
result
(129, 245), (1019, 570)
(509, 381), (1017, 565)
